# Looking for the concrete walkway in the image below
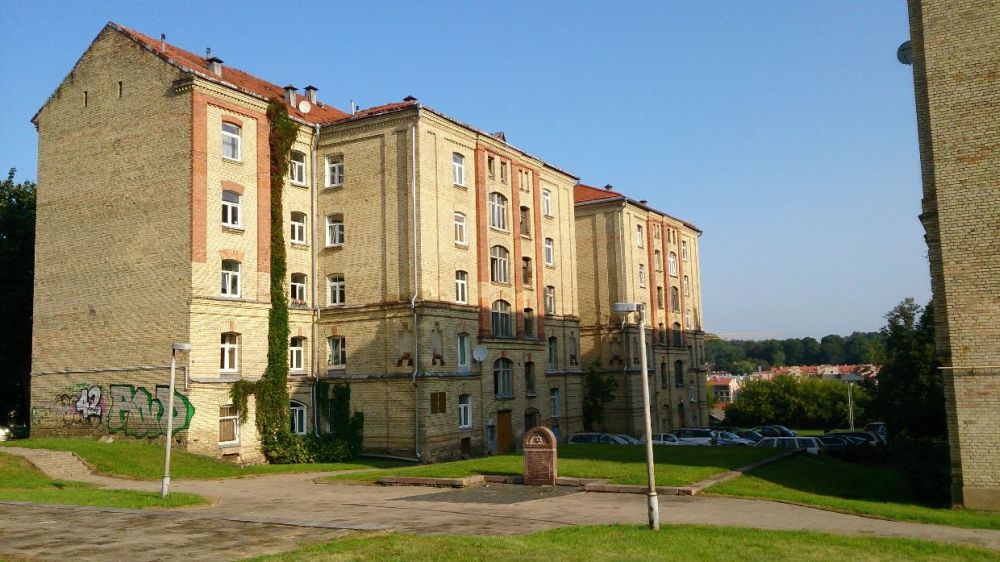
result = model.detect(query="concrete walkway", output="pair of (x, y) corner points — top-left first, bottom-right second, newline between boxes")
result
(2, 447), (998, 557)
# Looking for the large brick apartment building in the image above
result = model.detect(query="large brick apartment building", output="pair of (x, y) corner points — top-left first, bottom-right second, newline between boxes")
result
(29, 22), (705, 462)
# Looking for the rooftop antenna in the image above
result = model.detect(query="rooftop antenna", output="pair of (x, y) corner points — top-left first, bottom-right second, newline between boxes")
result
(206, 47), (212, 57)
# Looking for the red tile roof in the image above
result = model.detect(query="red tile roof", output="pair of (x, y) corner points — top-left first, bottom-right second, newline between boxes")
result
(574, 183), (625, 203)
(112, 23), (349, 124)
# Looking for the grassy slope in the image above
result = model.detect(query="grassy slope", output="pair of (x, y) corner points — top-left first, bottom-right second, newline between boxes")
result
(708, 454), (1000, 530)
(244, 525), (997, 562)
(329, 445), (775, 486)
(0, 452), (204, 508)
(1, 438), (406, 480)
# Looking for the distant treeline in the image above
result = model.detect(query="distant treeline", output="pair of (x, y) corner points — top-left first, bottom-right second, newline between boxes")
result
(706, 332), (884, 374)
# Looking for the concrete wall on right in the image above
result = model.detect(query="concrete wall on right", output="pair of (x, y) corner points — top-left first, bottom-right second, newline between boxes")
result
(907, 0), (1000, 511)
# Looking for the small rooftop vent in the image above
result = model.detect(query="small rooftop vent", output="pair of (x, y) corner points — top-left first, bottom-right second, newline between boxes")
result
(604, 184), (614, 191)
(403, 95), (417, 102)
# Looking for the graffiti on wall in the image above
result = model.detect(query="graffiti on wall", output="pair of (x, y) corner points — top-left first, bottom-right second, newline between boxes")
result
(53, 383), (195, 437)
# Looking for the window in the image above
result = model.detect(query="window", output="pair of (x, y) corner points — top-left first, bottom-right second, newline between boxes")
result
(689, 383), (697, 402)
(488, 193), (508, 230)
(220, 333), (239, 373)
(325, 156), (344, 187)
(657, 286), (664, 309)
(668, 252), (678, 276)
(660, 362), (668, 386)
(325, 215), (344, 246)
(542, 189), (553, 217)
(522, 257), (533, 286)
(658, 323), (666, 345)
(493, 358), (513, 397)
(636, 224), (644, 247)
(328, 336), (346, 368)
(290, 402), (306, 435)
(654, 225), (661, 239)
(490, 245), (509, 283)
(519, 206), (531, 237)
(457, 333), (470, 371)
(544, 286), (555, 315)
(219, 404), (240, 445)
(550, 388), (561, 417)
(221, 123), (241, 161)
(327, 274), (345, 305)
(673, 323), (683, 347)
(671, 286), (680, 313)
(654, 250), (662, 271)
(675, 360), (684, 387)
(221, 260), (241, 297)
(543, 238), (555, 266)
(681, 240), (689, 261)
(638, 264), (646, 288)
(290, 212), (307, 244)
(290, 273), (307, 304)
(487, 156), (496, 178)
(290, 337), (305, 372)
(686, 308), (693, 327)
(452, 152), (466, 186)
(547, 336), (558, 367)
(222, 191), (241, 228)
(684, 275), (690, 296)
(289, 151), (306, 184)
(455, 271), (468, 304)
(523, 308), (535, 338)
(454, 212), (467, 245)
(458, 394), (472, 428)
(525, 361), (536, 395)
(431, 391), (447, 414)
(491, 300), (512, 337)
(500, 161), (508, 183)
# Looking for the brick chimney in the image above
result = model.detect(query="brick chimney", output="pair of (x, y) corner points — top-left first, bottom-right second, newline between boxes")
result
(206, 56), (223, 77)
(284, 85), (297, 105)
(304, 85), (318, 103)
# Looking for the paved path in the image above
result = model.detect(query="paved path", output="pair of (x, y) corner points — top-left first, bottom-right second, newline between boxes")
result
(2, 447), (998, 560)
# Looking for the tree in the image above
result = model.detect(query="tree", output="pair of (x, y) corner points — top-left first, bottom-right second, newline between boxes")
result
(0, 168), (35, 425)
(820, 335), (845, 364)
(582, 366), (618, 431)
(801, 337), (822, 364)
(783, 338), (805, 365)
(874, 298), (944, 439)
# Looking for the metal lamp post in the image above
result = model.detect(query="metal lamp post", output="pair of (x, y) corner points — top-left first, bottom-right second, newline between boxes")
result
(162, 342), (191, 498)
(613, 302), (659, 530)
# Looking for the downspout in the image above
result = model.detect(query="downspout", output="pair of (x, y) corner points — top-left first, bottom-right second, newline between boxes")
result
(410, 113), (422, 460)
(311, 123), (321, 436)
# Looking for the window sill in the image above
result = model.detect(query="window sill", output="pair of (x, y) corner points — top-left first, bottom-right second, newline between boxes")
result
(219, 442), (240, 449)
(521, 234), (532, 240)
(222, 225), (244, 233)
(488, 226), (510, 235)
(543, 214), (554, 219)
(290, 181), (308, 188)
(459, 425), (473, 431)
(455, 242), (469, 249)
(327, 367), (347, 373)
(222, 157), (243, 165)
(454, 183), (467, 190)
(545, 264), (555, 269)
(218, 295), (243, 301)
(290, 242), (309, 249)
(290, 370), (307, 376)
(325, 184), (344, 189)
(324, 243), (344, 250)
(494, 394), (514, 401)
(491, 281), (512, 287)
(526, 392), (537, 398)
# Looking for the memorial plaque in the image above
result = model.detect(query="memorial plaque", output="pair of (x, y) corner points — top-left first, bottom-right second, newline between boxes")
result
(523, 426), (558, 485)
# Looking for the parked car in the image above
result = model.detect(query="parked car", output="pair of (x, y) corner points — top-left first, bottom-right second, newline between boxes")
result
(0, 427), (11, 442)
(568, 432), (631, 445)
(751, 425), (797, 438)
(615, 434), (642, 445)
(675, 428), (718, 446)
(738, 430), (765, 443)
(818, 435), (856, 455)
(640, 433), (682, 445)
(753, 436), (824, 455)
(825, 431), (882, 447)
(715, 431), (754, 447)
(864, 422), (889, 445)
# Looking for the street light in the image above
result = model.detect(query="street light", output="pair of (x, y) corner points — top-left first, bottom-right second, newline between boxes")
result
(612, 302), (659, 530)
(162, 342), (191, 498)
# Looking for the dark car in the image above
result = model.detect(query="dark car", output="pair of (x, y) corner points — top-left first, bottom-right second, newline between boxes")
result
(819, 435), (858, 455)
(738, 430), (765, 443)
(825, 431), (882, 447)
(751, 425), (797, 438)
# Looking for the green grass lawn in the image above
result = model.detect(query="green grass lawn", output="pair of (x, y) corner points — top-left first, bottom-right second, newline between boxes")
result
(707, 454), (1000, 530)
(1, 438), (407, 480)
(0, 452), (205, 509)
(327, 444), (775, 487)
(243, 524), (997, 562)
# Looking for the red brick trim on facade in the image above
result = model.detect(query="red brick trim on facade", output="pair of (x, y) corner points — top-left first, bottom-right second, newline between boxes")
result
(529, 166), (545, 339)
(221, 180), (245, 195)
(221, 115), (244, 127)
(220, 249), (245, 261)
(474, 145), (491, 337)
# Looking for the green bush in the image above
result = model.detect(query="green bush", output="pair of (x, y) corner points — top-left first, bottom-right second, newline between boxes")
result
(307, 434), (354, 463)
(262, 431), (312, 464)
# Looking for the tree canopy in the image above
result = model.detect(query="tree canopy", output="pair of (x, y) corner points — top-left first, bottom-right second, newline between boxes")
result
(706, 331), (884, 373)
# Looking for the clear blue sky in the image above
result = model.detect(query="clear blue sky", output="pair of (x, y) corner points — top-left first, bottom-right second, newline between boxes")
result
(0, 1), (929, 339)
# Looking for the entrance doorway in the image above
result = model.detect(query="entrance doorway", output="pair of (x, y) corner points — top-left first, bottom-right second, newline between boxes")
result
(497, 410), (513, 453)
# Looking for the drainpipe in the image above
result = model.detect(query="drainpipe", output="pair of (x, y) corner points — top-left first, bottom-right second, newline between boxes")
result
(311, 123), (321, 436)
(409, 114), (422, 460)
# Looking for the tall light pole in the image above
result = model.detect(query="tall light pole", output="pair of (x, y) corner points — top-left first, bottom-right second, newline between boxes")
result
(162, 342), (191, 498)
(613, 302), (659, 530)
(848, 381), (855, 431)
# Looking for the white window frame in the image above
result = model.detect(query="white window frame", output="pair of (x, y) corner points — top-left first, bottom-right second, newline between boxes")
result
(668, 252), (678, 277)
(325, 157), (344, 188)
(636, 224), (644, 247)
(327, 274), (345, 306)
(454, 212), (467, 245)
(654, 250), (662, 272)
(543, 238), (555, 266)
(328, 336), (346, 368)
(488, 192), (508, 231)
(544, 286), (555, 316)
(290, 273), (307, 303)
(684, 275), (690, 296)
(325, 215), (344, 247)
(686, 308), (693, 327)
(220, 333), (239, 373)
(682, 240), (689, 261)
(290, 402), (307, 435)
(219, 404), (240, 446)
(457, 333), (470, 371)
(222, 191), (241, 228)
(490, 246), (509, 284)
(550, 388), (561, 417)
(221, 123), (241, 161)
(290, 212), (307, 244)
(638, 264), (647, 288)
(458, 394), (472, 429)
(289, 151), (306, 185)
(221, 260), (241, 298)
(452, 152), (466, 186)
(455, 271), (468, 304)
(290, 337), (305, 372)
(541, 189), (553, 217)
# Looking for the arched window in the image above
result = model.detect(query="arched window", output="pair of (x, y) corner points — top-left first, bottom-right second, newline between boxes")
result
(220, 332), (239, 372)
(221, 260), (241, 297)
(488, 192), (508, 230)
(452, 152), (466, 186)
(290, 211), (307, 244)
(523, 308), (536, 338)
(289, 337), (305, 372)
(658, 323), (666, 345)
(290, 273), (307, 304)
(222, 122), (241, 160)
(491, 300), (512, 337)
(673, 322), (683, 347)
(493, 358), (513, 397)
(290, 401), (307, 435)
(674, 360), (684, 387)
(490, 245), (509, 283)
(289, 151), (306, 184)
(671, 286), (680, 312)
(668, 252), (678, 276)
(325, 214), (344, 246)
(222, 190), (241, 227)
(454, 212), (467, 245)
